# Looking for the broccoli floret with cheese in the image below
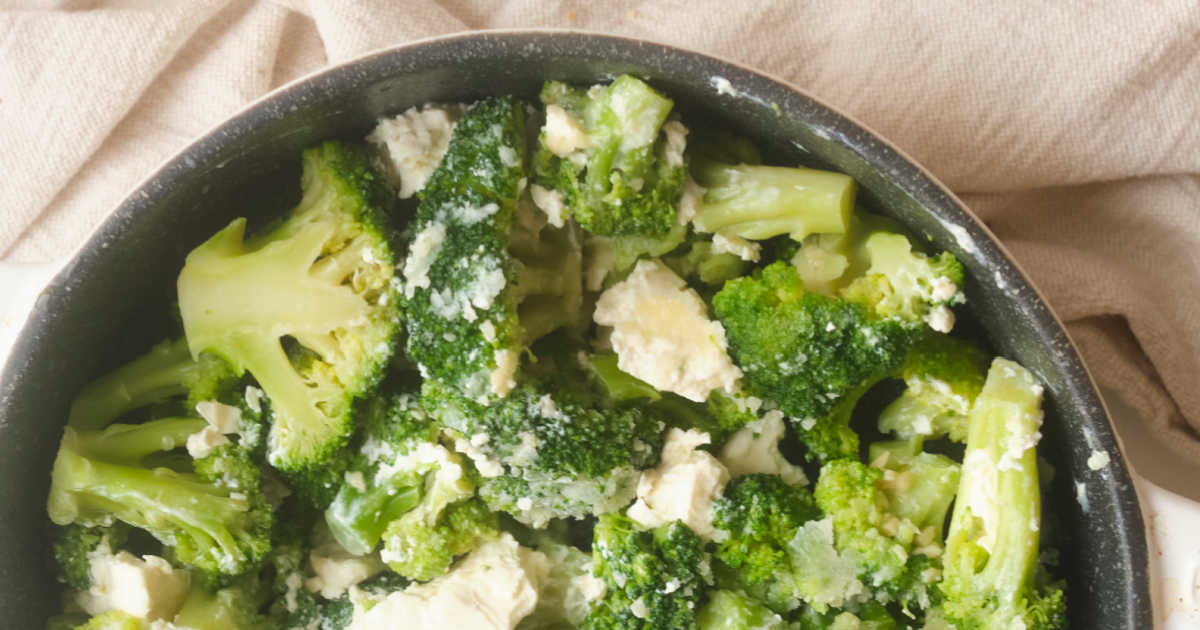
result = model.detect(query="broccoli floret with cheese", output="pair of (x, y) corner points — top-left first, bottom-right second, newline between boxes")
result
(583, 515), (712, 630)
(421, 376), (663, 527)
(519, 539), (606, 630)
(534, 75), (687, 238)
(47, 420), (272, 578)
(934, 359), (1066, 629)
(877, 333), (989, 444)
(712, 261), (916, 462)
(381, 491), (498, 583)
(710, 474), (824, 613)
(177, 141), (401, 478)
(52, 522), (131, 591)
(68, 338), (236, 431)
(840, 231), (964, 332)
(691, 159), (855, 242)
(323, 391), (433, 555)
(697, 590), (792, 630)
(402, 96), (584, 402)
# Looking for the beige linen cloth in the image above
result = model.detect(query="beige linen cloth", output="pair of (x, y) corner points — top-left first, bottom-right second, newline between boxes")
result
(2, 1), (1198, 458)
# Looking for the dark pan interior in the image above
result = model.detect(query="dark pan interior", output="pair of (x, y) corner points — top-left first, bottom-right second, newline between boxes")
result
(0, 31), (1149, 627)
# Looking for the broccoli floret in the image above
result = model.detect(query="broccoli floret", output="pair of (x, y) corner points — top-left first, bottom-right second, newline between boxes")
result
(877, 333), (989, 444)
(710, 474), (822, 613)
(68, 338), (236, 431)
(583, 515), (711, 630)
(535, 75), (687, 238)
(840, 231), (964, 331)
(868, 441), (961, 540)
(177, 141), (401, 477)
(713, 262), (916, 462)
(697, 590), (791, 630)
(664, 239), (753, 287)
(402, 96), (583, 402)
(52, 522), (130, 590)
(323, 391), (433, 554)
(936, 359), (1067, 629)
(518, 539), (602, 629)
(691, 160), (855, 241)
(585, 353), (662, 403)
(792, 601), (900, 630)
(381, 494), (498, 582)
(422, 377), (663, 526)
(648, 391), (760, 446)
(47, 421), (272, 578)
(813, 460), (910, 589)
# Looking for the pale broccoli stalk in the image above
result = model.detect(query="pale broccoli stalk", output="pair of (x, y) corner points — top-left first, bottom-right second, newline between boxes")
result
(535, 75), (686, 238)
(68, 338), (235, 431)
(177, 141), (401, 475)
(47, 421), (272, 578)
(692, 160), (855, 241)
(936, 359), (1066, 629)
(697, 590), (790, 630)
(172, 576), (269, 630)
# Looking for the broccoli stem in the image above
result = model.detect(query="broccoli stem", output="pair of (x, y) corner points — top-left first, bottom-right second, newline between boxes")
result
(693, 162), (855, 241)
(71, 418), (207, 464)
(69, 338), (197, 430)
(326, 474), (423, 555)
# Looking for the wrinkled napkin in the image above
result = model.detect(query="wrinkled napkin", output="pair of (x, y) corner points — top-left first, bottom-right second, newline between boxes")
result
(2, 0), (1198, 457)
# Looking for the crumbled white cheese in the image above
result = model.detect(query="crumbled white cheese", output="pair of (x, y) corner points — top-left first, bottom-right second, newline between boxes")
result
(661, 120), (688, 168)
(306, 544), (383, 600)
(1087, 449), (1111, 471)
(594, 260), (742, 402)
(719, 411), (808, 485)
(930, 276), (959, 303)
(455, 434), (505, 478)
(195, 400), (241, 434)
(344, 471), (367, 493)
(630, 597), (649, 619)
(627, 429), (730, 540)
(186, 425), (229, 458)
(542, 105), (591, 157)
(76, 550), (190, 622)
(924, 305), (956, 333)
(403, 223), (447, 298)
(368, 105), (460, 199)
(244, 386), (264, 414)
(530, 184), (567, 228)
(450, 201), (501, 226)
(946, 223), (977, 254)
(711, 232), (761, 262)
(711, 76), (736, 96)
(676, 177), (705, 226)
(284, 572), (303, 613)
(349, 534), (539, 630)
(490, 348), (520, 398)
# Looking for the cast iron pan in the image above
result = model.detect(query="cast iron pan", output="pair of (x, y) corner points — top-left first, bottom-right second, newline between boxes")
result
(0, 31), (1150, 627)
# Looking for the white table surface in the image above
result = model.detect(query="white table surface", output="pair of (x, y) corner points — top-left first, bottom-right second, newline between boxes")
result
(2, 261), (1197, 628)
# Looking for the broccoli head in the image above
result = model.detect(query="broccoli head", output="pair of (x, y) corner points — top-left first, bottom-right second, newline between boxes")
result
(583, 515), (712, 630)
(51, 522), (131, 590)
(535, 75), (687, 238)
(877, 332), (989, 444)
(937, 359), (1066, 629)
(177, 141), (401, 475)
(710, 474), (821, 613)
(47, 421), (272, 578)
(840, 231), (964, 332)
(422, 377), (663, 527)
(172, 575), (270, 630)
(712, 261), (916, 462)
(402, 96), (583, 402)
(697, 590), (791, 630)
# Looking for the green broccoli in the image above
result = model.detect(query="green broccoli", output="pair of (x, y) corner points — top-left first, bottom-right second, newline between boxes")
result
(812, 460), (911, 589)
(664, 239), (753, 288)
(323, 391), (432, 555)
(172, 575), (269, 630)
(936, 359), (1066, 629)
(877, 333), (989, 444)
(177, 141), (402, 478)
(710, 475), (823, 613)
(47, 422), (272, 578)
(70, 611), (146, 630)
(691, 160), (855, 242)
(402, 96), (583, 402)
(583, 515), (712, 630)
(68, 338), (236, 431)
(381, 493), (498, 582)
(697, 590), (791, 630)
(535, 75), (687, 238)
(840, 231), (964, 331)
(51, 522), (131, 591)
(518, 539), (602, 629)
(712, 261), (916, 462)
(421, 377), (663, 526)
